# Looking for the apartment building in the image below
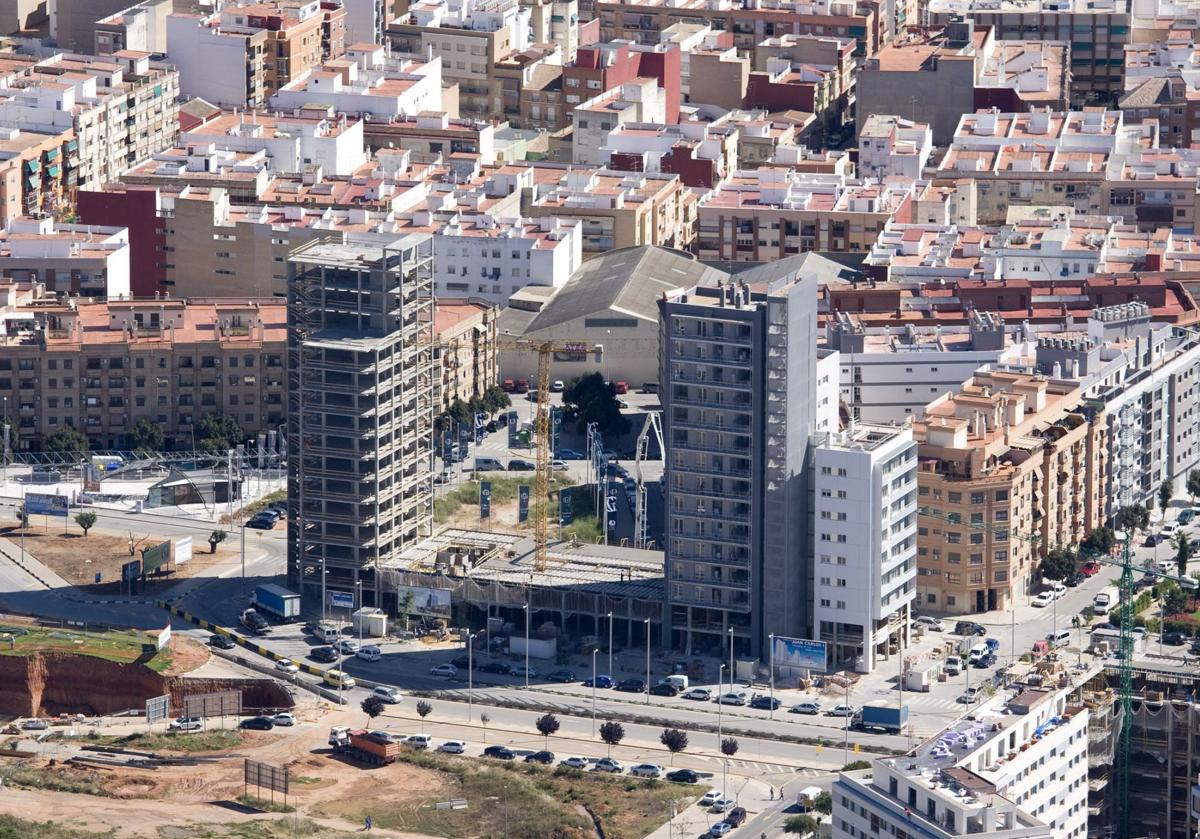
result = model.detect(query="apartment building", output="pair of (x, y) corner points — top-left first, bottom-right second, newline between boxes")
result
(937, 109), (1155, 225)
(811, 423), (917, 674)
(858, 114), (932, 180)
(1102, 147), (1200, 230)
(0, 288), (286, 452)
(287, 234), (435, 613)
(0, 125), (73, 225)
(695, 169), (914, 263)
(1119, 33), (1200, 146)
(361, 113), (499, 164)
(857, 20), (1069, 145)
(914, 370), (1105, 614)
(561, 41), (682, 125)
(0, 216), (129, 299)
(834, 683), (1091, 839)
(386, 0), (532, 119)
(340, 0), (401, 45)
(659, 276), (825, 659)
(601, 121), (738, 189)
(433, 215), (581, 304)
(826, 310), (1034, 423)
(166, 13), (270, 107)
(525, 0), (579, 62)
(572, 79), (667, 165)
(94, 0), (173, 54)
(525, 167), (695, 255)
(270, 48), (445, 120)
(926, 0), (1132, 96)
(182, 110), (368, 176)
(0, 51), (179, 193)
(433, 297), (498, 413)
(49, 0), (134, 52)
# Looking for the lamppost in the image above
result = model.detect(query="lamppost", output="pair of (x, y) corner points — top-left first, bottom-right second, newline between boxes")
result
(523, 603), (530, 688)
(768, 633), (775, 721)
(717, 663), (726, 748)
(607, 611), (613, 678)
(468, 630), (476, 722)
(644, 618), (650, 704)
(355, 580), (363, 647)
(591, 648), (598, 737)
(727, 626), (734, 693)
(321, 557), (328, 622)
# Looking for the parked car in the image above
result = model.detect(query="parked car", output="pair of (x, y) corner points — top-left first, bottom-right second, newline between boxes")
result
(1064, 571), (1086, 588)
(557, 448), (585, 460)
(709, 822), (733, 837)
(666, 769), (699, 784)
(357, 646), (382, 663)
(1081, 560), (1102, 576)
(336, 639), (359, 654)
(240, 716), (275, 731)
(167, 716), (202, 732)
(404, 734), (433, 749)
(649, 683), (679, 697)
(274, 658), (299, 674)
(682, 687), (712, 701)
(1162, 523), (1179, 538)
(209, 634), (236, 650)
(546, 669), (576, 683)
(944, 656), (962, 675)
(616, 678), (646, 693)
(629, 763), (663, 778)
(450, 655), (470, 669)
(245, 513), (277, 530)
(1179, 509), (1197, 525)
(913, 615), (945, 632)
(749, 694), (781, 710)
(1145, 534), (1166, 547)
(791, 700), (822, 715)
(508, 459), (536, 471)
(699, 790), (724, 807)
(717, 691), (747, 706)
(524, 750), (555, 764)
(551, 379), (565, 392)
(272, 713), (296, 727)
(1031, 592), (1055, 608)
(560, 756), (589, 769)
(1162, 631), (1189, 646)
(438, 740), (466, 754)
(724, 807), (747, 828)
(483, 746), (515, 760)
(973, 653), (997, 669)
(955, 620), (986, 636)
(709, 797), (735, 813)
(957, 687), (980, 704)
(478, 661), (511, 675)
(1050, 582), (1068, 600)
(583, 674), (614, 689)
(551, 460), (569, 472)
(371, 686), (401, 704)
(594, 758), (624, 773)
(430, 663), (458, 677)
(310, 646), (339, 663)
(828, 703), (857, 717)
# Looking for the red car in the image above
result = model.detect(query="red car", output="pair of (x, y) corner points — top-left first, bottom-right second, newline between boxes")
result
(1081, 560), (1101, 576)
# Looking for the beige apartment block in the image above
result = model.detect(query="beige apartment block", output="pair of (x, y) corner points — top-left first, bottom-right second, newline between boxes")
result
(433, 297), (499, 413)
(0, 287), (286, 452)
(914, 370), (1106, 615)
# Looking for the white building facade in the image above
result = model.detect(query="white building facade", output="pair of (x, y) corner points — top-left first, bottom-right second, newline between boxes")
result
(433, 216), (582, 304)
(0, 217), (130, 299)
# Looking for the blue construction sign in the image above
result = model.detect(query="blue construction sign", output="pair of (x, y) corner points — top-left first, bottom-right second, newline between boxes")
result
(518, 485), (530, 522)
(559, 491), (573, 524)
(474, 412), (487, 443)
(480, 481), (492, 519)
(507, 411), (518, 448)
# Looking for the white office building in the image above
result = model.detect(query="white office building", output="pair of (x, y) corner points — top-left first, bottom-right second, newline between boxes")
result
(834, 681), (1091, 839)
(432, 216), (581, 305)
(811, 423), (917, 674)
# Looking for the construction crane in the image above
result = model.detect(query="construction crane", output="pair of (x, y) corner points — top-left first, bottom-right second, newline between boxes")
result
(633, 411), (663, 549)
(919, 505), (1189, 839)
(500, 338), (596, 571)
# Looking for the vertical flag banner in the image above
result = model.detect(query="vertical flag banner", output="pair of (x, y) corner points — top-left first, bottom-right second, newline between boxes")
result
(518, 485), (530, 522)
(480, 481), (492, 519)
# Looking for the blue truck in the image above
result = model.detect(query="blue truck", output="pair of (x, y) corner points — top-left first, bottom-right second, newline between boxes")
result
(852, 705), (909, 734)
(250, 584), (301, 622)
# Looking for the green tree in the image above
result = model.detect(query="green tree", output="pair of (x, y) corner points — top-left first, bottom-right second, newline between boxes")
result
(598, 720), (624, 756)
(720, 737), (739, 757)
(659, 728), (687, 763)
(1189, 470), (1200, 504)
(783, 815), (820, 836)
(1116, 504), (1150, 534)
(360, 695), (385, 725)
(535, 713), (560, 747)
(480, 712), (490, 744)
(814, 790), (833, 816)
(1174, 531), (1193, 578)
(842, 760), (871, 771)
(1160, 480), (1174, 518)
(482, 385), (511, 414)
(43, 426), (89, 458)
(73, 511), (96, 536)
(194, 414), (243, 453)
(125, 419), (164, 455)
(1041, 547), (1077, 581)
(1080, 526), (1117, 558)
(1163, 585), (1188, 616)
(397, 590), (415, 630)
(208, 529), (227, 554)
(563, 373), (630, 437)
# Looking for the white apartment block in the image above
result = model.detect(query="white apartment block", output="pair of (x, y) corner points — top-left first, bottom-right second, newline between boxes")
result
(858, 114), (933, 181)
(270, 48), (444, 120)
(341, 0), (389, 45)
(834, 682), (1091, 839)
(183, 112), (367, 176)
(166, 13), (266, 107)
(433, 215), (582, 304)
(0, 217), (130, 300)
(811, 423), (917, 674)
(572, 79), (668, 166)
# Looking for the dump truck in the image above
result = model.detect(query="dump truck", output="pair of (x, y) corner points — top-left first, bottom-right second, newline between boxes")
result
(250, 584), (301, 622)
(330, 728), (400, 766)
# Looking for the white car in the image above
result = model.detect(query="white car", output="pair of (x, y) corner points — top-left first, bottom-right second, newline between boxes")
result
(790, 700), (822, 715)
(274, 658), (299, 674)
(372, 686), (401, 704)
(551, 460), (569, 471)
(1162, 523), (1179, 537)
(710, 797), (735, 813)
(827, 703), (857, 717)
(957, 687), (980, 704)
(1031, 592), (1055, 608)
(913, 615), (945, 632)
(404, 734), (433, 749)
(510, 664), (538, 678)
(551, 379), (565, 392)
(709, 822), (733, 837)
(168, 716), (203, 732)
(682, 688), (712, 701)
(1050, 583), (1068, 600)
(357, 646), (382, 662)
(439, 740), (466, 754)
(560, 756), (589, 769)
(594, 758), (624, 773)
(272, 712), (296, 727)
(629, 763), (663, 778)
(699, 790), (725, 807)
(430, 663), (458, 677)
(716, 691), (747, 706)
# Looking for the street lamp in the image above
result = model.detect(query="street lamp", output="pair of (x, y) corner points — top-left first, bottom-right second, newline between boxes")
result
(727, 626), (734, 695)
(355, 581), (363, 647)
(644, 618), (650, 705)
(523, 603), (530, 688)
(607, 611), (613, 679)
(717, 663), (726, 748)
(768, 633), (775, 721)
(591, 648), (598, 737)
(468, 630), (476, 722)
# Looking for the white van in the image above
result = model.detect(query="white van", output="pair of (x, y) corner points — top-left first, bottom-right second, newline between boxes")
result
(944, 655), (962, 675)
(1046, 629), (1071, 649)
(309, 623), (339, 643)
(967, 642), (989, 664)
(404, 734), (433, 749)
(1093, 588), (1116, 616)
(372, 686), (401, 704)
(664, 674), (689, 691)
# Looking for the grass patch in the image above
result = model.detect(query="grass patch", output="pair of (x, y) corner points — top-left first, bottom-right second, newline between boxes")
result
(324, 748), (696, 839)
(0, 814), (114, 838)
(0, 626), (172, 672)
(561, 511), (603, 544)
(74, 730), (244, 752)
(236, 794), (295, 813)
(221, 489), (286, 524)
(154, 820), (337, 839)
(434, 476), (575, 524)
(4, 766), (108, 796)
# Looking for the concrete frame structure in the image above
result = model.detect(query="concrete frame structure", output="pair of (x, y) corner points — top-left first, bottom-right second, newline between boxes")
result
(286, 233), (435, 614)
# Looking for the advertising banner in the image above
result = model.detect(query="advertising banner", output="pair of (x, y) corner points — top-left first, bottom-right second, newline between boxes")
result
(328, 591), (354, 610)
(560, 491), (573, 524)
(141, 541), (170, 574)
(480, 481), (492, 519)
(174, 536), (193, 566)
(518, 485), (530, 523)
(395, 584), (452, 618)
(26, 492), (68, 517)
(551, 407), (562, 454)
(771, 636), (828, 673)
(82, 464), (102, 492)
(507, 411), (518, 448)
(475, 412), (486, 444)
(605, 488), (618, 534)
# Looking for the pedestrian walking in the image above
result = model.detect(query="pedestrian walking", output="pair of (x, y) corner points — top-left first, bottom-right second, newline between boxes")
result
(364, 815), (373, 831)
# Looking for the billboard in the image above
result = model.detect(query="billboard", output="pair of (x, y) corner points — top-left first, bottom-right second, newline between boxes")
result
(82, 464), (102, 493)
(153, 624), (171, 651)
(145, 694), (170, 725)
(184, 690), (242, 719)
(245, 759), (289, 795)
(605, 487), (618, 535)
(559, 491), (573, 524)
(141, 541), (170, 574)
(771, 636), (828, 673)
(328, 591), (354, 610)
(122, 559), (142, 581)
(26, 493), (68, 517)
(174, 536), (193, 566)
(518, 485), (529, 523)
(474, 412), (486, 444)
(396, 585), (452, 618)
(480, 481), (491, 519)
(506, 411), (518, 448)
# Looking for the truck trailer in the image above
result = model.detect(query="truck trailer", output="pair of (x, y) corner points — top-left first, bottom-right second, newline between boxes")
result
(852, 704), (909, 734)
(330, 728), (400, 766)
(250, 584), (301, 622)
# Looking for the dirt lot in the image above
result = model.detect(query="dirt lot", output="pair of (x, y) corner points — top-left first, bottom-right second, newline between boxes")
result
(7, 527), (236, 595)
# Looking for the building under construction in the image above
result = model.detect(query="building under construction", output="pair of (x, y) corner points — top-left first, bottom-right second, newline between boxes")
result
(286, 234), (436, 612)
